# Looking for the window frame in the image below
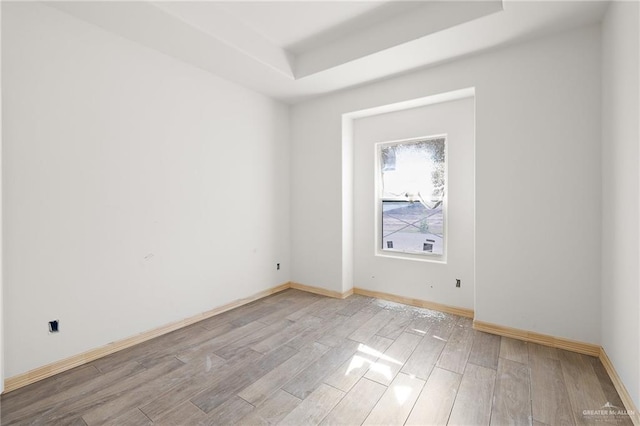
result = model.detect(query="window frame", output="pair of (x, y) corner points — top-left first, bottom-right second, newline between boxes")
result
(374, 134), (448, 263)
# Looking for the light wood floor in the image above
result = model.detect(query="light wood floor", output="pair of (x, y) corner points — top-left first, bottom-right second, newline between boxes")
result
(0, 289), (632, 425)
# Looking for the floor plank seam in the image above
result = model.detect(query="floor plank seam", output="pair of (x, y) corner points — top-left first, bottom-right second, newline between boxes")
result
(138, 407), (153, 423)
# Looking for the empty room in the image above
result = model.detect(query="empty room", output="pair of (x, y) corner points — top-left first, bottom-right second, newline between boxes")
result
(0, 0), (639, 425)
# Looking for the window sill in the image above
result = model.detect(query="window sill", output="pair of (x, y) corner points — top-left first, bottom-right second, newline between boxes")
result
(375, 251), (447, 264)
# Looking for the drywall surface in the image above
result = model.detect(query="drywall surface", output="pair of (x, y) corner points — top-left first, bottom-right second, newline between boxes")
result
(0, 0), (4, 393)
(352, 98), (474, 309)
(601, 1), (640, 407)
(291, 25), (602, 343)
(290, 103), (344, 292)
(2, 3), (290, 378)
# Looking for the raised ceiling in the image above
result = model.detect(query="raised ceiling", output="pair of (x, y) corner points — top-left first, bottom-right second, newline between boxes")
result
(213, 1), (420, 53)
(48, 1), (609, 103)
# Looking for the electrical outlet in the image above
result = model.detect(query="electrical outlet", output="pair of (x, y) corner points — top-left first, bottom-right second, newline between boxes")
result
(49, 320), (59, 333)
(276, 263), (280, 270)
(456, 279), (461, 288)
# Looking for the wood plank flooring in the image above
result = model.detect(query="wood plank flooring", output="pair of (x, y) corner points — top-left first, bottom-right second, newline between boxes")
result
(0, 289), (633, 426)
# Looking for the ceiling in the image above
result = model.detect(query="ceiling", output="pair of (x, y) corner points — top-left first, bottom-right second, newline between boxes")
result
(48, 1), (609, 104)
(213, 1), (421, 53)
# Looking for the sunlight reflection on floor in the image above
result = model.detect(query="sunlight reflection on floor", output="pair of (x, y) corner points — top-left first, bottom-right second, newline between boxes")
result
(343, 344), (404, 380)
(357, 344), (402, 365)
(345, 354), (367, 375)
(393, 385), (412, 404)
(372, 299), (447, 320)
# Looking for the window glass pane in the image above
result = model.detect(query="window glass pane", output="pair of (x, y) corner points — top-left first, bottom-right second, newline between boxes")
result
(382, 201), (443, 254)
(380, 138), (445, 203)
(379, 138), (445, 256)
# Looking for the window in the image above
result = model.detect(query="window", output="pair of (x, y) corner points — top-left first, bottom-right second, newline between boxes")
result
(377, 136), (446, 257)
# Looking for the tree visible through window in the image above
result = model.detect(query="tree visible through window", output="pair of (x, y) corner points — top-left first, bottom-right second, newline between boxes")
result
(378, 136), (446, 256)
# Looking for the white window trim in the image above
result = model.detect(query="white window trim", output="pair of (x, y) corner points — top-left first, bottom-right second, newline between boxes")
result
(374, 134), (449, 263)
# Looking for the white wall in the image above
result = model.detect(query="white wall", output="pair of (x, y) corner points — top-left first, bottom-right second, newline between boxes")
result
(291, 25), (602, 344)
(2, 3), (290, 378)
(291, 103), (344, 292)
(601, 1), (640, 408)
(352, 98), (474, 309)
(0, 0), (4, 393)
